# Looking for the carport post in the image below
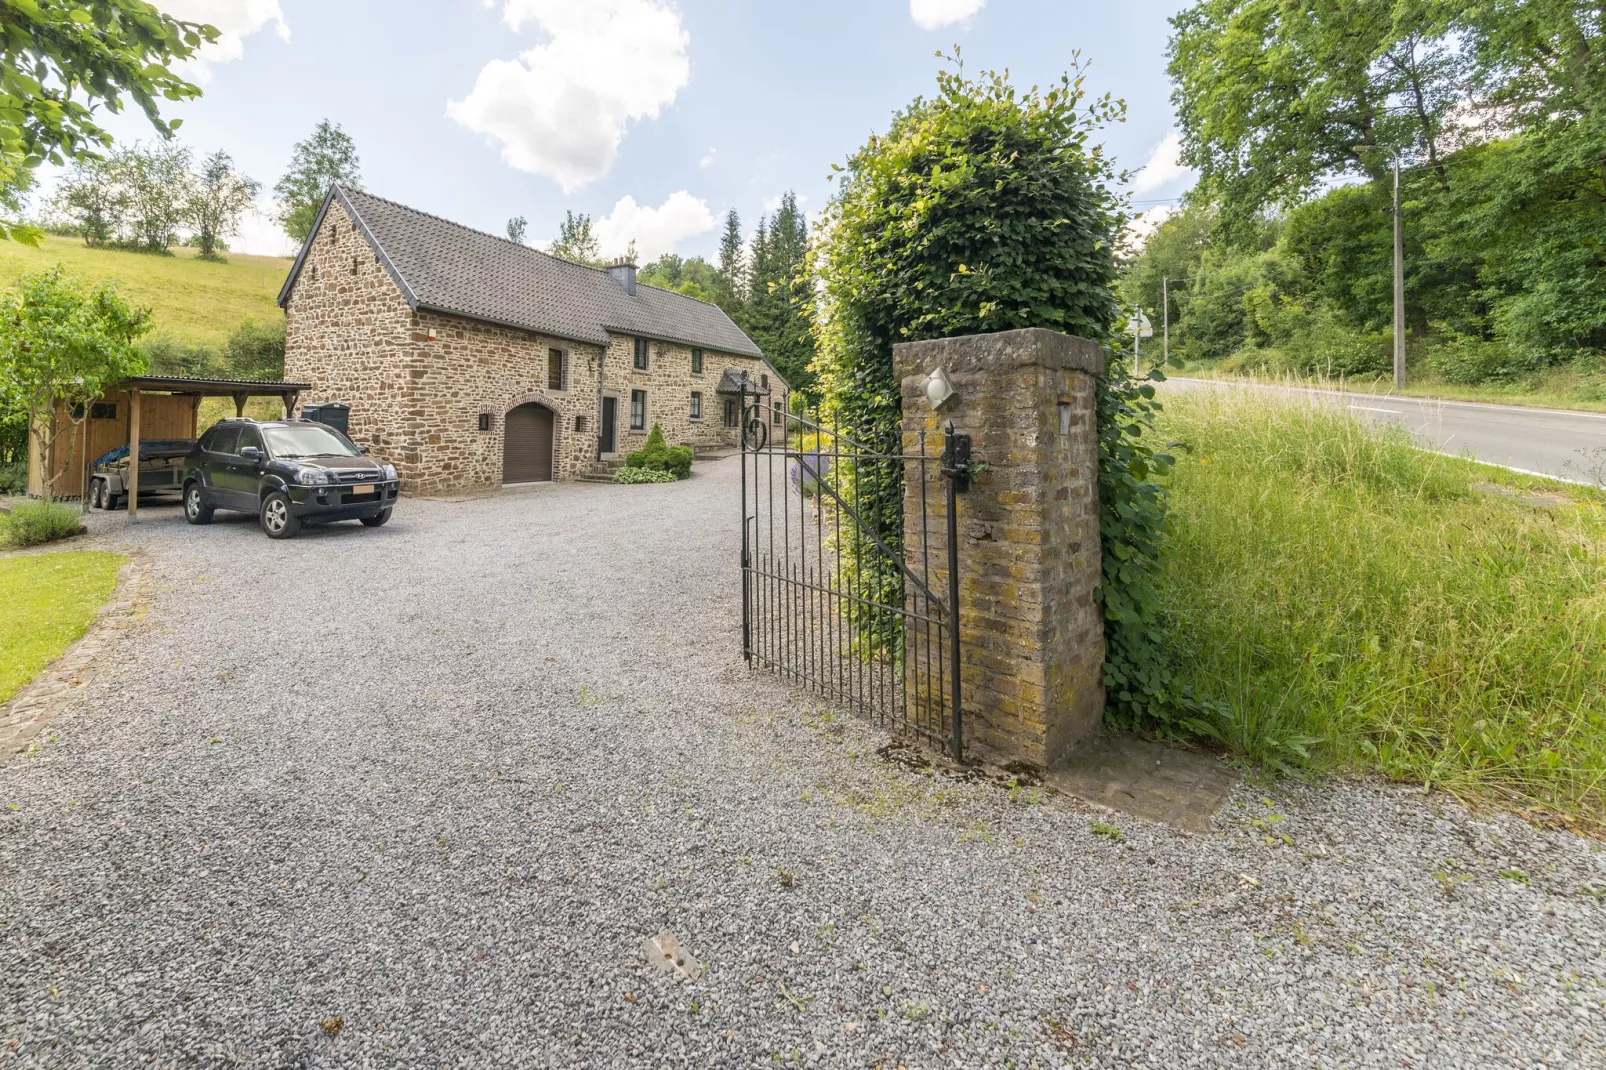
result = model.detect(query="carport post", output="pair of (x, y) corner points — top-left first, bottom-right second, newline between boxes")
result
(127, 388), (142, 519)
(233, 393), (248, 418)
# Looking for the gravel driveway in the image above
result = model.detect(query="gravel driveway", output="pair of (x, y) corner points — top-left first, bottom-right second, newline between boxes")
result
(2, 457), (1602, 1068)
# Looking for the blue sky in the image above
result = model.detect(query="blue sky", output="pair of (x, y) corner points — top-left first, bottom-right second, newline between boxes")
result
(80, 1), (1195, 258)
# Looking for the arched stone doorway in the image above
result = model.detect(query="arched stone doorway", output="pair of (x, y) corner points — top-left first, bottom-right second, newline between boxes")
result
(503, 402), (556, 483)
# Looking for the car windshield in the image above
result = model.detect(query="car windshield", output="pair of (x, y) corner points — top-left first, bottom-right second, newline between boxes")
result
(262, 425), (360, 459)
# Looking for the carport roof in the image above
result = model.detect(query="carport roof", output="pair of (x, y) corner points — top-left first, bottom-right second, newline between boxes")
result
(117, 375), (311, 395)
(277, 186), (766, 360)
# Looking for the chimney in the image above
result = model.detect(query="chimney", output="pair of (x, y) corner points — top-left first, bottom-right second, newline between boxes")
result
(607, 256), (637, 296)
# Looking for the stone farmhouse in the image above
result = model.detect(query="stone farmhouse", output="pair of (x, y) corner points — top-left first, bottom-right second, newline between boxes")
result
(279, 186), (782, 493)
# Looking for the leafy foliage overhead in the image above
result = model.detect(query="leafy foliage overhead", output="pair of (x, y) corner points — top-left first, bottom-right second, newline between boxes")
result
(0, 0), (217, 243)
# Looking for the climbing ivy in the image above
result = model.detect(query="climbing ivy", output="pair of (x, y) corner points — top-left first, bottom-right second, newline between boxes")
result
(814, 54), (1184, 728)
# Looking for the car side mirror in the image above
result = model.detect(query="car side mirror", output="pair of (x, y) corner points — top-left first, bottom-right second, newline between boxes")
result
(358, 446), (370, 455)
(239, 446), (263, 464)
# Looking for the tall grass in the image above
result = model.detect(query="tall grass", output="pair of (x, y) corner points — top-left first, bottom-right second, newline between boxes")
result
(1158, 388), (1606, 819)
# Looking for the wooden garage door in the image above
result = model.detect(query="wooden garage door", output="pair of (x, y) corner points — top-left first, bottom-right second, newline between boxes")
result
(503, 403), (555, 483)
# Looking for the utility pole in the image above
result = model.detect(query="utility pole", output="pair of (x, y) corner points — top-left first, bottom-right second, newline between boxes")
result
(1162, 276), (1170, 367)
(1393, 158), (1406, 390)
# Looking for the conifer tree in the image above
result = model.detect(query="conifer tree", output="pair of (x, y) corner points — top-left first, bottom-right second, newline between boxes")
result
(716, 209), (746, 312)
(743, 193), (815, 391)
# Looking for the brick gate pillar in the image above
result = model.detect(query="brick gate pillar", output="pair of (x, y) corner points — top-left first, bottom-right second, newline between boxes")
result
(895, 328), (1106, 768)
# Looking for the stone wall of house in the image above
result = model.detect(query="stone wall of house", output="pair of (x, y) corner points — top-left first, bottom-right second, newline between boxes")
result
(282, 199), (416, 468)
(410, 310), (603, 492)
(599, 334), (773, 455)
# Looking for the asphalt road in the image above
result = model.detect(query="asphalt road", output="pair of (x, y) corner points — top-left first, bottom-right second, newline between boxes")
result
(1164, 377), (1606, 483)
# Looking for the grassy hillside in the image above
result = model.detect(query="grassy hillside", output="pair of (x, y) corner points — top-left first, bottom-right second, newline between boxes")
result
(0, 235), (291, 346)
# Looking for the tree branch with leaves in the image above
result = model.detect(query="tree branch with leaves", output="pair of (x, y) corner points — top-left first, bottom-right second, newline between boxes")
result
(0, 0), (217, 244)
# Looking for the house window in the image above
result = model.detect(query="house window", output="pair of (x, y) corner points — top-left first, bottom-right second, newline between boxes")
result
(478, 413), (491, 432)
(548, 348), (566, 391)
(575, 414), (588, 433)
(723, 398), (739, 428)
(630, 389), (646, 431)
(69, 402), (119, 420)
(691, 348), (703, 375)
(633, 336), (650, 371)
(761, 374), (770, 390)
(772, 401), (784, 426)
(690, 391), (702, 419)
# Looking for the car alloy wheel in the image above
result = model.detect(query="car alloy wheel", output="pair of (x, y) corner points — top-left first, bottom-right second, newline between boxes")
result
(259, 490), (300, 539)
(184, 483), (213, 525)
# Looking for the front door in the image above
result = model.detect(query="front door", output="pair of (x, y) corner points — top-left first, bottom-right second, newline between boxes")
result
(600, 397), (618, 456)
(503, 403), (555, 483)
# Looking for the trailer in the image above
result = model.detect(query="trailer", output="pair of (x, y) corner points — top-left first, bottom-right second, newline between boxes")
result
(88, 439), (196, 510)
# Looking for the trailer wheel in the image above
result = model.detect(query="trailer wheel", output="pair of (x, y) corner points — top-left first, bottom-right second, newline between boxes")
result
(91, 479), (106, 510)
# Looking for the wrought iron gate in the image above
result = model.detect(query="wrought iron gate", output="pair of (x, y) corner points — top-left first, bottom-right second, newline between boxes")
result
(738, 380), (968, 760)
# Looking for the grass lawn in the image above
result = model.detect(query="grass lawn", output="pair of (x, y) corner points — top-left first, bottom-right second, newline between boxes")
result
(1175, 360), (1606, 414)
(0, 234), (290, 346)
(1157, 387), (1606, 823)
(0, 552), (125, 706)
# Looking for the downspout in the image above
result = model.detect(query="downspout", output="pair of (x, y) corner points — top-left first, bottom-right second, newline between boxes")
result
(595, 340), (607, 461)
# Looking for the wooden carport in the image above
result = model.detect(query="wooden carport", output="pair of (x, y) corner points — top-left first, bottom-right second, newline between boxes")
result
(27, 375), (310, 517)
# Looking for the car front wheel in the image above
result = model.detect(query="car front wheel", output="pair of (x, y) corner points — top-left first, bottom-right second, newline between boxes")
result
(259, 491), (300, 539)
(184, 482), (213, 525)
(359, 509), (392, 528)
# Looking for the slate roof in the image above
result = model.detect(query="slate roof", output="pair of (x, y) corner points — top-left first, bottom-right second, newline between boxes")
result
(278, 186), (764, 359)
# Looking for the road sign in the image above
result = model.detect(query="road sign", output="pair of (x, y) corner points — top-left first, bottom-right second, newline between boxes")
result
(1129, 309), (1154, 339)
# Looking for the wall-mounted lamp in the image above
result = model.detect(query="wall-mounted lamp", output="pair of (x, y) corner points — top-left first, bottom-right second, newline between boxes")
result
(922, 367), (957, 411)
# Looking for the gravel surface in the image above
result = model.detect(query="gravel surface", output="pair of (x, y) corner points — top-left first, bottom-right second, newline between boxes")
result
(2, 458), (1603, 1068)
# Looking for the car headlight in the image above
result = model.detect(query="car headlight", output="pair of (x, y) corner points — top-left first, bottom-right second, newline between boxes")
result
(296, 468), (331, 485)
(382, 464), (397, 481)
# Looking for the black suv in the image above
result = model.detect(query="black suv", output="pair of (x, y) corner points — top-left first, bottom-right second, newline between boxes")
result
(183, 420), (400, 539)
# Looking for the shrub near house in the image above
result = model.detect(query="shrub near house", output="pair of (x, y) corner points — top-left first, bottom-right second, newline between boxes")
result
(618, 424), (692, 482)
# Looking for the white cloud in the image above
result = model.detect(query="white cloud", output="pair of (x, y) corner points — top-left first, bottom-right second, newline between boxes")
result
(1132, 131), (1193, 196)
(447, 0), (690, 192)
(910, 0), (986, 30)
(590, 191), (716, 262)
(700, 148), (717, 168)
(230, 199), (297, 258)
(1120, 204), (1178, 255)
(158, 1), (289, 79)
